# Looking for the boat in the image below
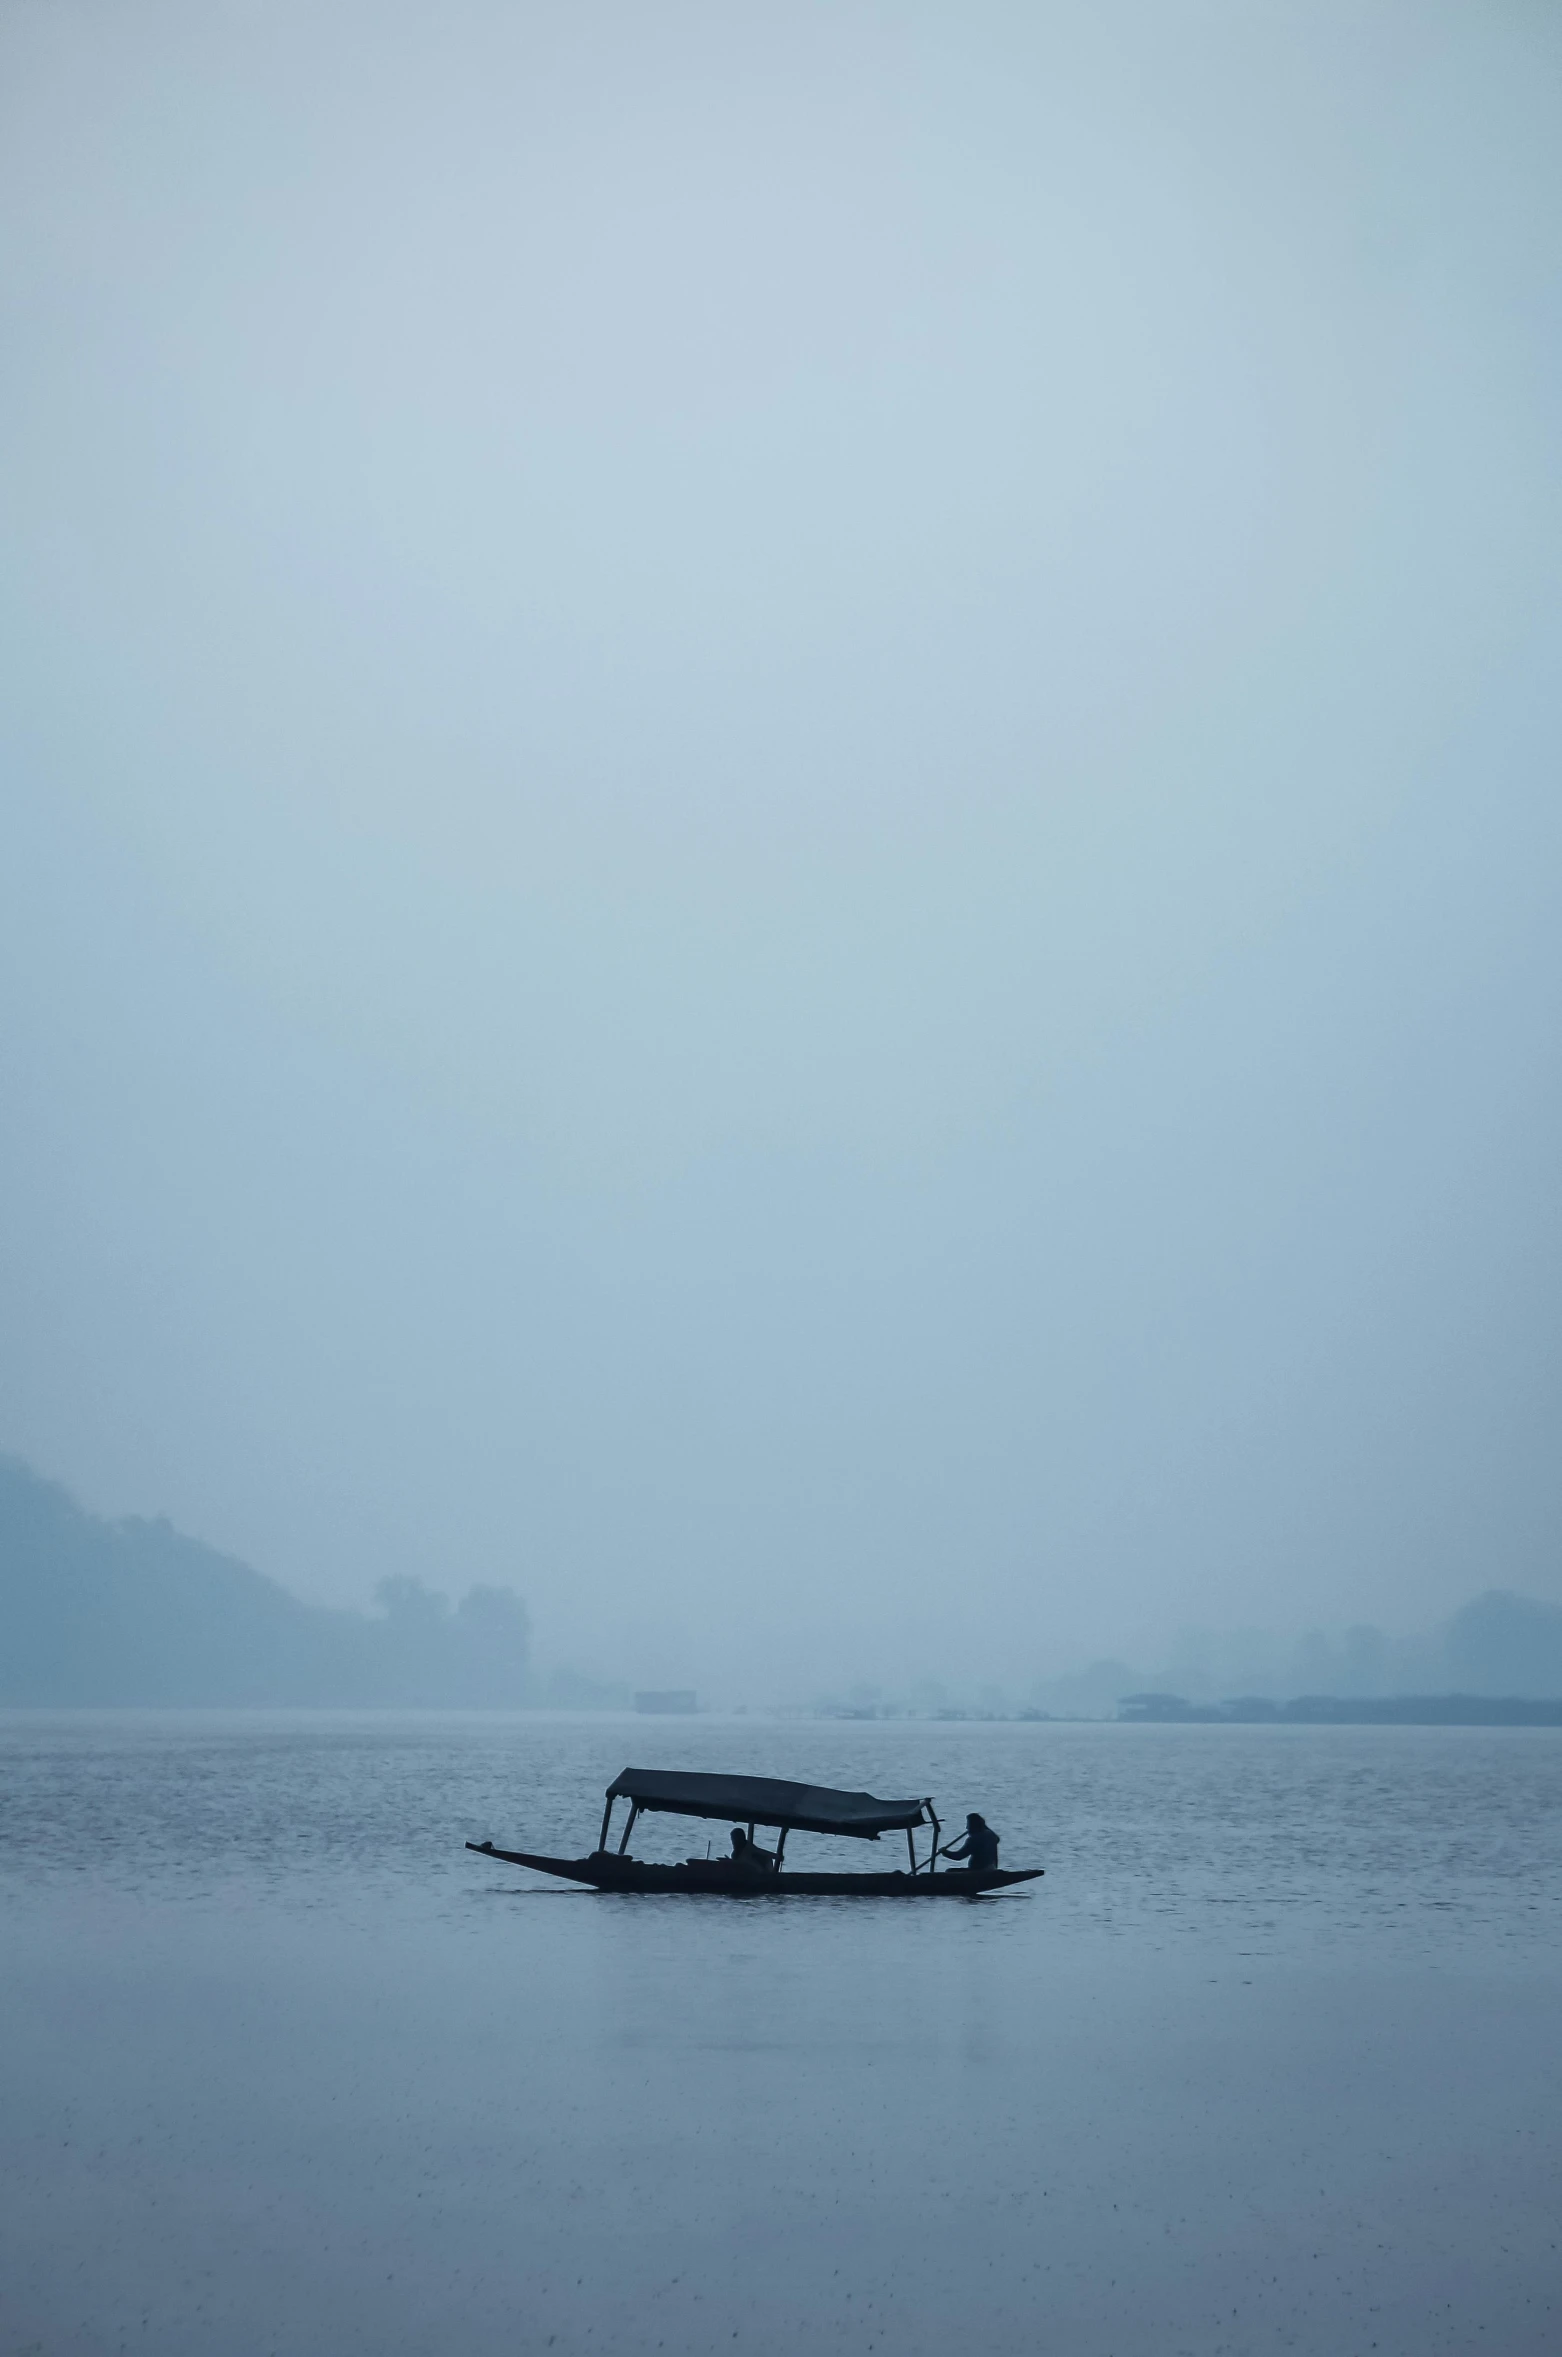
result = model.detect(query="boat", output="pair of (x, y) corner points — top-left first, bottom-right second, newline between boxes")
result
(466, 1766), (1044, 1896)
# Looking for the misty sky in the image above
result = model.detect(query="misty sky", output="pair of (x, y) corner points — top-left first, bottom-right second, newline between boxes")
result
(2, 1), (1560, 1696)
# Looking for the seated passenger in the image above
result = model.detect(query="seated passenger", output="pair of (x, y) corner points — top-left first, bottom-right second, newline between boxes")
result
(729, 1827), (776, 1876)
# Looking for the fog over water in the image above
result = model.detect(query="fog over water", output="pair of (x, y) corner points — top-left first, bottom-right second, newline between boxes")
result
(3, 3), (1561, 1694)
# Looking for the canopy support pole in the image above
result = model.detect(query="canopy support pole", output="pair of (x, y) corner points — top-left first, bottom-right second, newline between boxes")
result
(925, 1802), (940, 1878)
(618, 1801), (639, 1856)
(775, 1827), (788, 1871)
(598, 1796), (614, 1855)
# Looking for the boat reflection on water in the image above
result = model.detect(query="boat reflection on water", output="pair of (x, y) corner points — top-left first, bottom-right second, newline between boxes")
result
(468, 1766), (1044, 1897)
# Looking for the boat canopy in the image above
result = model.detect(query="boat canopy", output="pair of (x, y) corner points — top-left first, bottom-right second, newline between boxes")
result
(604, 1768), (928, 1840)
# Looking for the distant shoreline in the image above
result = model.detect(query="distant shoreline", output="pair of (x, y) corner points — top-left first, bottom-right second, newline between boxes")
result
(1116, 1693), (1562, 1726)
(3, 1699), (1561, 1729)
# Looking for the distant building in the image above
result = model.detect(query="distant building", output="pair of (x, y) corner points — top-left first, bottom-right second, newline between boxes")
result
(634, 1689), (697, 1715)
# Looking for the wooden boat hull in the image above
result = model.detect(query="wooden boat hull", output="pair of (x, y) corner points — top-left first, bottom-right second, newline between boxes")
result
(466, 1841), (1041, 1896)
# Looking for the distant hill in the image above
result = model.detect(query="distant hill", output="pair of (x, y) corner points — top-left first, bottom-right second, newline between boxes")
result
(1115, 1591), (1562, 1725)
(0, 1458), (530, 1706)
(1440, 1590), (1562, 1696)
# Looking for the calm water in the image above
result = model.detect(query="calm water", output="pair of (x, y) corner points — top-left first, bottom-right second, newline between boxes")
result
(2, 1713), (1559, 2355)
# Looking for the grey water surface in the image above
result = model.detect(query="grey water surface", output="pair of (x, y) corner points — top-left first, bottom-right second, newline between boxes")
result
(2, 1713), (1559, 2355)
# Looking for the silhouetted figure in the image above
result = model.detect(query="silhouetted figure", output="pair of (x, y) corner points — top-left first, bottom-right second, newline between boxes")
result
(941, 1812), (999, 1873)
(729, 1827), (776, 1876)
